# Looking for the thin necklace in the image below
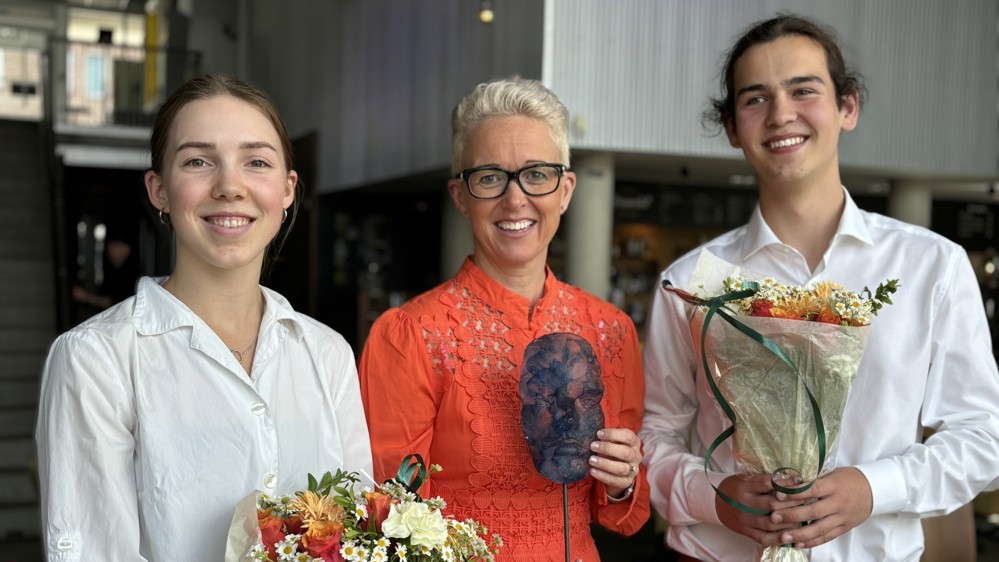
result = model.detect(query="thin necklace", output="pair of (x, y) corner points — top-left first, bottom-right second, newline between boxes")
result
(230, 337), (257, 363)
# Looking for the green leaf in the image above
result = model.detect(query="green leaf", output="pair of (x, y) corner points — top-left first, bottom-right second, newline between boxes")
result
(319, 472), (335, 494)
(863, 279), (900, 315)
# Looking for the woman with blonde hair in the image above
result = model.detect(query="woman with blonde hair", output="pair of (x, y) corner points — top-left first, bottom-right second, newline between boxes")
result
(360, 77), (649, 561)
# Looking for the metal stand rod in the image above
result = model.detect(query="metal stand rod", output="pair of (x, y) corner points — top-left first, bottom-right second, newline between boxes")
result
(563, 482), (570, 562)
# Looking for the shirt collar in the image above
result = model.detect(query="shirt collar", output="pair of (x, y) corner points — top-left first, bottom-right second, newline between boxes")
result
(740, 186), (874, 261)
(131, 277), (305, 342)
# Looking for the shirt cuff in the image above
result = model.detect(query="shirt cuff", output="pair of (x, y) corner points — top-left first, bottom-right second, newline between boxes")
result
(688, 469), (727, 526)
(855, 458), (908, 516)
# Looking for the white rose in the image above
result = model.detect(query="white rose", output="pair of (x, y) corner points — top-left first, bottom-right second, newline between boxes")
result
(381, 502), (448, 550)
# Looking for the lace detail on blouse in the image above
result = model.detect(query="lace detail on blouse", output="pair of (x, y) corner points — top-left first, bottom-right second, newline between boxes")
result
(594, 318), (626, 368)
(432, 480), (597, 561)
(536, 286), (629, 375)
(536, 285), (582, 334)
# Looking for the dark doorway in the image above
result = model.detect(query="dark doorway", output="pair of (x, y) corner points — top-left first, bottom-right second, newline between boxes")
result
(318, 171), (446, 351)
(60, 165), (167, 330)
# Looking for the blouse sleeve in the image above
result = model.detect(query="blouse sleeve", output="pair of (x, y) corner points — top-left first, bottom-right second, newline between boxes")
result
(36, 330), (142, 561)
(358, 307), (442, 483)
(639, 278), (727, 528)
(326, 334), (375, 486)
(590, 312), (652, 536)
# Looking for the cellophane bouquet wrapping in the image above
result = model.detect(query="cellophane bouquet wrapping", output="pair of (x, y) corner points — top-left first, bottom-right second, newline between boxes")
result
(674, 251), (896, 562)
(225, 457), (501, 562)
(697, 306), (868, 484)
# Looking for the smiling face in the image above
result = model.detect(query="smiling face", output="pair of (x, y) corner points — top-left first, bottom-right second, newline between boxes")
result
(144, 95), (297, 276)
(447, 115), (575, 279)
(725, 34), (858, 194)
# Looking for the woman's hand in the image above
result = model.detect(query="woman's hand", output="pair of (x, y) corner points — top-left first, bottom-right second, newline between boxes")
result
(588, 428), (642, 499)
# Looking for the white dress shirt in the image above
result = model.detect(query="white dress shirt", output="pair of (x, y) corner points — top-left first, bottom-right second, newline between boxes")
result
(36, 277), (374, 561)
(640, 190), (999, 562)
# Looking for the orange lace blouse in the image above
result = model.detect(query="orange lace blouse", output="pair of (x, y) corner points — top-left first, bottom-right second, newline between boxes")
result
(359, 258), (650, 561)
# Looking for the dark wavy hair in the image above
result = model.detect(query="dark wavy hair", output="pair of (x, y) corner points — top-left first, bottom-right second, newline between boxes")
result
(703, 13), (867, 131)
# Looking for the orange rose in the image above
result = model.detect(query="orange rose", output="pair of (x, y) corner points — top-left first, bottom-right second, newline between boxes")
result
(257, 508), (287, 559)
(302, 524), (344, 562)
(750, 299), (775, 317)
(284, 513), (306, 536)
(363, 491), (395, 534)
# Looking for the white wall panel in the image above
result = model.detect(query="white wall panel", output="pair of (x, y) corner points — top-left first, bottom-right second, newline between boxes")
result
(546, 0), (998, 180)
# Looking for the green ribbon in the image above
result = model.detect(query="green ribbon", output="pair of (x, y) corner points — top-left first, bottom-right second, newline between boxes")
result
(663, 279), (826, 515)
(392, 453), (429, 494)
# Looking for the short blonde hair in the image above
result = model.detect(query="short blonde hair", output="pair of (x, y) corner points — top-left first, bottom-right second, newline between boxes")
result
(450, 77), (570, 175)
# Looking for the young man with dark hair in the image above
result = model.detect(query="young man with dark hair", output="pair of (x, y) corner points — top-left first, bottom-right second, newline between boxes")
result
(641, 14), (999, 561)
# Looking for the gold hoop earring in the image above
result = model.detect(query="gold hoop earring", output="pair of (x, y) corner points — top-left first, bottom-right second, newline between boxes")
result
(158, 209), (171, 225)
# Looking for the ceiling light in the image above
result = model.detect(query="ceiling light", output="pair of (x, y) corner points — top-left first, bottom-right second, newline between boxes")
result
(479, 0), (494, 24)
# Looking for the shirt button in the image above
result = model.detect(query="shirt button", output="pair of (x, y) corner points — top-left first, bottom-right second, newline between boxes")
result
(251, 402), (267, 415)
(264, 473), (277, 489)
(56, 537), (74, 551)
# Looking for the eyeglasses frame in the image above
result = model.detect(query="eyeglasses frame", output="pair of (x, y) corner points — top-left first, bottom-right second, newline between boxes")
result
(455, 162), (568, 200)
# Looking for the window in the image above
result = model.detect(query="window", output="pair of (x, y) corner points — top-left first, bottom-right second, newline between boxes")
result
(85, 54), (104, 98)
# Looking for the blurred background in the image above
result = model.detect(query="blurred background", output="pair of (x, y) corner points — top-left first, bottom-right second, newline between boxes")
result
(1, 0), (998, 559)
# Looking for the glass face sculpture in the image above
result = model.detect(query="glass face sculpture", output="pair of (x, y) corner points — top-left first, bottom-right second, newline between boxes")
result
(520, 333), (605, 483)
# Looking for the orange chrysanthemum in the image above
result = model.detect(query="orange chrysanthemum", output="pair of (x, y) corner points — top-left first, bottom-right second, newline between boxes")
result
(769, 295), (821, 320)
(811, 280), (844, 301)
(289, 490), (347, 534)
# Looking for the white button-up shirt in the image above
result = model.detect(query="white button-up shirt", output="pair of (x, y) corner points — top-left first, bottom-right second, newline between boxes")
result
(641, 190), (999, 561)
(36, 277), (373, 561)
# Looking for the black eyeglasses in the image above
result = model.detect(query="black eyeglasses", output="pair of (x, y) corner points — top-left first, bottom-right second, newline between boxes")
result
(456, 163), (567, 200)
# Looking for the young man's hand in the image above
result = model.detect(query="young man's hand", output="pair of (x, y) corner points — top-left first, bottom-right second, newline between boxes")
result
(762, 467), (873, 549)
(715, 473), (810, 542)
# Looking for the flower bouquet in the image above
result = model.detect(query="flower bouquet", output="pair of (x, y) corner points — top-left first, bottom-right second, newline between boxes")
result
(707, 275), (897, 482)
(665, 252), (898, 562)
(225, 455), (501, 562)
